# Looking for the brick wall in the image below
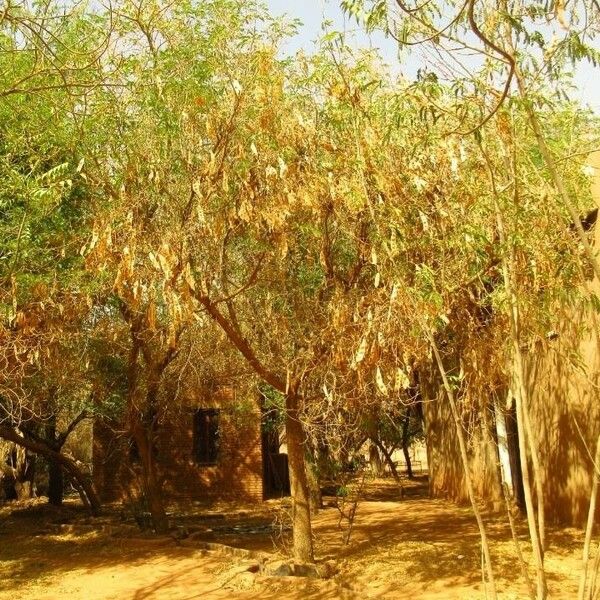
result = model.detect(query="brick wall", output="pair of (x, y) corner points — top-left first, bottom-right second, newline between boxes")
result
(93, 385), (264, 504)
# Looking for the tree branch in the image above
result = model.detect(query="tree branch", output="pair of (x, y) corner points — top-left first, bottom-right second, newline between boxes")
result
(56, 409), (90, 449)
(194, 291), (286, 393)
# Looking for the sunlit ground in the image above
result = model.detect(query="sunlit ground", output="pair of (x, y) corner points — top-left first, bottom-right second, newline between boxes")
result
(0, 478), (587, 599)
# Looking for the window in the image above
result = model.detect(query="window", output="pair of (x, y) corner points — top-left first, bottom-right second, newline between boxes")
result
(193, 409), (220, 464)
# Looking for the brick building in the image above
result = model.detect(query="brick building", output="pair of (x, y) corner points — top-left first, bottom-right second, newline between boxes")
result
(92, 383), (289, 504)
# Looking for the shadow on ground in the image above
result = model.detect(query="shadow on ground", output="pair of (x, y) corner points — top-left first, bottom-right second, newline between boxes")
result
(0, 476), (587, 599)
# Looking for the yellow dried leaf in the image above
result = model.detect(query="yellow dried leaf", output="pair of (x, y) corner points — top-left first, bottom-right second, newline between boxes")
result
(556, 0), (569, 30)
(88, 230), (99, 252)
(184, 263), (196, 291)
(157, 252), (171, 279)
(394, 368), (411, 392)
(375, 367), (388, 395)
(238, 199), (252, 222)
(278, 235), (288, 259)
(148, 252), (161, 271)
(354, 337), (367, 366)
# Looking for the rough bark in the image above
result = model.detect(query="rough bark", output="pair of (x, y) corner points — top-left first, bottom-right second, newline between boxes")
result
(125, 337), (169, 535)
(131, 419), (168, 534)
(285, 392), (314, 563)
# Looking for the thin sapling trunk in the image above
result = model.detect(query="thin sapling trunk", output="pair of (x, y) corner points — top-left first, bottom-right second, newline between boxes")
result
(430, 336), (497, 599)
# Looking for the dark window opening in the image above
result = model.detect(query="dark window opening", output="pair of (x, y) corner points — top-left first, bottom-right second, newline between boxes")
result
(193, 409), (220, 464)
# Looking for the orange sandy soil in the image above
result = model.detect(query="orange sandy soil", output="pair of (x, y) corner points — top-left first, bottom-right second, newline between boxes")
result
(0, 478), (589, 599)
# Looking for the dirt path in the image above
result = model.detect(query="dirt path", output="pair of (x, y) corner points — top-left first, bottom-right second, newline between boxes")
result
(314, 496), (583, 599)
(0, 481), (589, 599)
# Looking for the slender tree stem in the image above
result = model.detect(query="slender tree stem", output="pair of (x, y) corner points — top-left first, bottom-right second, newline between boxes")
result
(502, 479), (536, 600)
(429, 336), (497, 599)
(481, 137), (547, 599)
(579, 433), (600, 600)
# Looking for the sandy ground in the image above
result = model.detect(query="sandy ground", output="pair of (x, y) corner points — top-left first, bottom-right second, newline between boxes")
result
(0, 478), (590, 599)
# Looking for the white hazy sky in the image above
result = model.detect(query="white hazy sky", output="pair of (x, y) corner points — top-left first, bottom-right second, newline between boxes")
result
(266, 0), (600, 113)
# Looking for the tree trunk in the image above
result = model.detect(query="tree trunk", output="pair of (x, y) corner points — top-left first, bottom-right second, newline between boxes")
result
(401, 414), (414, 479)
(0, 425), (101, 515)
(12, 446), (36, 500)
(131, 423), (168, 534)
(372, 437), (398, 478)
(368, 442), (384, 476)
(125, 341), (168, 535)
(430, 337), (498, 599)
(47, 459), (64, 506)
(503, 481), (536, 600)
(402, 444), (413, 479)
(68, 463), (101, 516)
(285, 392), (314, 563)
(486, 156), (547, 598)
(372, 437), (404, 498)
(196, 295), (313, 560)
(67, 472), (90, 511)
(45, 418), (63, 506)
(305, 458), (322, 514)
(505, 400), (526, 510)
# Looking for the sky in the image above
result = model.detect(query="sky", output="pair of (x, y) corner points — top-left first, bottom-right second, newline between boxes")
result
(265, 0), (600, 113)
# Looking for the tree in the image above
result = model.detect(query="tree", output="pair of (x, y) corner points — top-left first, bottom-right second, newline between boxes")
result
(343, 2), (600, 597)
(0, 2), (112, 514)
